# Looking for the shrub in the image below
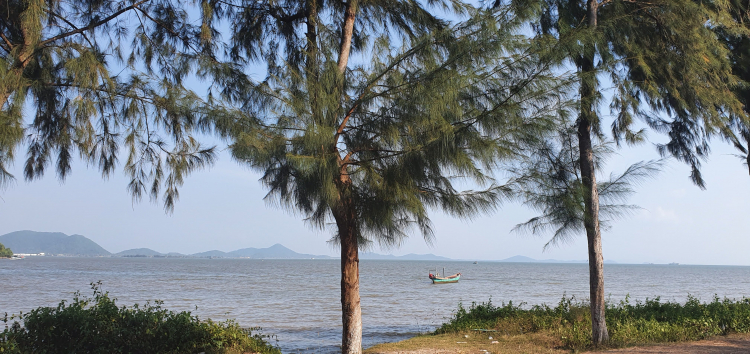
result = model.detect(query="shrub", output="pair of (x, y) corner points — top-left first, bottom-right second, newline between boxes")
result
(436, 294), (750, 350)
(0, 282), (280, 354)
(0, 243), (12, 258)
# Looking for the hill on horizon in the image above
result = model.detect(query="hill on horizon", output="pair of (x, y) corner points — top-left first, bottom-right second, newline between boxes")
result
(116, 248), (166, 257)
(0, 230), (110, 256)
(188, 244), (333, 259)
(360, 252), (450, 261)
(497, 255), (618, 264)
(1, 230), (619, 263)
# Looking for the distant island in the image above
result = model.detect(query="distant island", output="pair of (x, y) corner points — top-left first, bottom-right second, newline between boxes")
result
(0, 231), (110, 256)
(1, 230), (622, 263)
(0, 230), (448, 260)
(497, 255), (618, 264)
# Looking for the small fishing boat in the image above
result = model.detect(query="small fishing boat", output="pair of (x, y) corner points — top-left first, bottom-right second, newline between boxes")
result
(429, 267), (461, 283)
(429, 273), (461, 283)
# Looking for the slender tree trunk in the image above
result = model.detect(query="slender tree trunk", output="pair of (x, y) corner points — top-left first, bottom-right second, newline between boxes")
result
(332, 3), (360, 352)
(579, 0), (608, 344)
(577, 116), (609, 344)
(334, 187), (362, 354)
(337, 1), (357, 74)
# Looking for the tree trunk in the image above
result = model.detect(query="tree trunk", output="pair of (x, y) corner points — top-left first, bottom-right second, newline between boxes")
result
(332, 2), (361, 353)
(579, 0), (608, 344)
(334, 192), (362, 354)
(577, 117), (609, 344)
(337, 0), (357, 74)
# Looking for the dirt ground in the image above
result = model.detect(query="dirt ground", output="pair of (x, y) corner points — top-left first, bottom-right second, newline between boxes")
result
(588, 333), (750, 354)
(366, 333), (750, 354)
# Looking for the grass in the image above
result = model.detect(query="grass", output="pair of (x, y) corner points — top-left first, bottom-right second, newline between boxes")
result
(367, 295), (750, 353)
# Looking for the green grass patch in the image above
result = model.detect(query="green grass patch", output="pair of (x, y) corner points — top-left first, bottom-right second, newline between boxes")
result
(435, 295), (750, 350)
(0, 282), (280, 354)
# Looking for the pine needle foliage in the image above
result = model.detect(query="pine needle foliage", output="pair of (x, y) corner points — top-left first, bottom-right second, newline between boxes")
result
(510, 125), (663, 250)
(716, 0), (750, 176)
(0, 0), (237, 210)
(211, 7), (570, 249)
(538, 0), (746, 187)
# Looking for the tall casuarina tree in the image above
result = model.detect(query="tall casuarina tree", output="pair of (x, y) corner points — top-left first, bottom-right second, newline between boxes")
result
(206, 2), (568, 352)
(0, 0), (225, 207)
(533, 0), (745, 343)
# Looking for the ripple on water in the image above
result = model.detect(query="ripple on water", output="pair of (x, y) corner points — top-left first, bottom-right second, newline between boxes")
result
(2, 258), (750, 353)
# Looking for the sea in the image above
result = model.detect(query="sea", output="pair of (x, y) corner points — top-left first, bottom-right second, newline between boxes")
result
(1, 257), (749, 353)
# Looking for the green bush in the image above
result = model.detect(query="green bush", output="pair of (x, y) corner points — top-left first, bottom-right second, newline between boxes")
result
(0, 243), (12, 258)
(0, 283), (280, 354)
(436, 294), (750, 350)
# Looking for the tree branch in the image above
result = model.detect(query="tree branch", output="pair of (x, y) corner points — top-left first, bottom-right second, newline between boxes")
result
(39, 0), (151, 47)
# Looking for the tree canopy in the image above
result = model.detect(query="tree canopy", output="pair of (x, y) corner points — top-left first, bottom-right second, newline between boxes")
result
(539, 0), (746, 185)
(0, 0), (228, 209)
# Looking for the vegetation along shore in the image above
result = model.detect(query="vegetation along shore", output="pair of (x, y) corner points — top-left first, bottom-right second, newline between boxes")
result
(0, 284), (280, 354)
(4, 288), (750, 353)
(367, 296), (750, 353)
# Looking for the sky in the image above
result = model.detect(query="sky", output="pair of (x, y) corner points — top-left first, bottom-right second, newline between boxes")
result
(1, 134), (748, 265)
(1, 2), (749, 266)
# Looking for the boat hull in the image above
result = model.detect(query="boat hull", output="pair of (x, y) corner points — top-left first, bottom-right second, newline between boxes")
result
(430, 274), (460, 284)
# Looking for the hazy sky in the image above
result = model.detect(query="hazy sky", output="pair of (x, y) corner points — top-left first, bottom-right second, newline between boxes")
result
(1, 3), (749, 266)
(1, 132), (748, 265)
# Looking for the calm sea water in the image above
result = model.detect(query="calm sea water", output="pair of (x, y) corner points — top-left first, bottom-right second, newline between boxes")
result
(1, 257), (749, 353)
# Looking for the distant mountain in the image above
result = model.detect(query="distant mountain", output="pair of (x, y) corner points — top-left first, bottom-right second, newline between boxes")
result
(360, 252), (450, 261)
(0, 231), (110, 256)
(499, 255), (540, 263)
(191, 250), (228, 258)
(164, 252), (186, 257)
(226, 244), (331, 259)
(498, 255), (617, 264)
(116, 248), (163, 257)
(1, 230), (622, 263)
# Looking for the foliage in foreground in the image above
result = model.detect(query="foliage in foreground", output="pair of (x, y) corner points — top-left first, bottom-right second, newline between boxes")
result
(436, 295), (750, 350)
(0, 243), (11, 258)
(0, 283), (279, 354)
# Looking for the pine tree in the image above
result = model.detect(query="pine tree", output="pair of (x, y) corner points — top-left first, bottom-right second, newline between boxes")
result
(0, 0), (228, 208)
(716, 0), (750, 175)
(205, 2), (568, 352)
(532, 0), (745, 343)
